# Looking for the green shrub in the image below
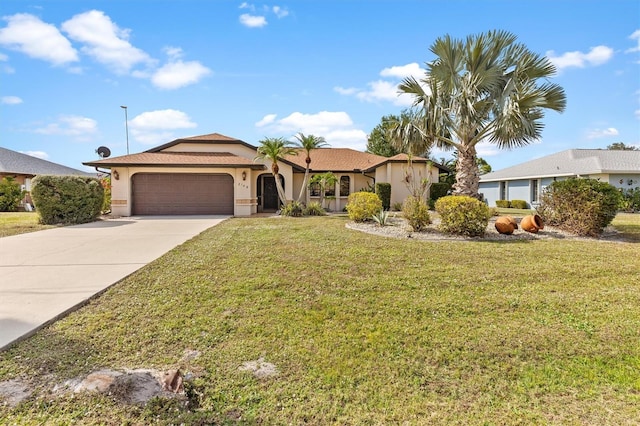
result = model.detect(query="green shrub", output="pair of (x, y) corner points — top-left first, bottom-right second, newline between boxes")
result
(31, 175), (104, 225)
(346, 192), (382, 222)
(375, 182), (391, 210)
(100, 176), (111, 213)
(495, 200), (511, 208)
(435, 195), (491, 237)
(281, 200), (304, 217)
(391, 202), (403, 211)
(402, 196), (431, 231)
(429, 182), (451, 202)
(304, 201), (327, 216)
(0, 176), (26, 212)
(537, 178), (622, 236)
(510, 199), (528, 209)
(620, 187), (640, 212)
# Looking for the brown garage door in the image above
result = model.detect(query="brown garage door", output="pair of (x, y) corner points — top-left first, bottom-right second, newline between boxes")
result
(132, 173), (234, 215)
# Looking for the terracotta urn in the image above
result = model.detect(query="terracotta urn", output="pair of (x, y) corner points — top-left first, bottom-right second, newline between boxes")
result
(521, 214), (544, 233)
(495, 216), (517, 235)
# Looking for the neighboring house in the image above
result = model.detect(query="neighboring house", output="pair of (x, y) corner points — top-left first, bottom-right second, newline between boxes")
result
(83, 132), (445, 217)
(0, 146), (94, 209)
(479, 149), (640, 208)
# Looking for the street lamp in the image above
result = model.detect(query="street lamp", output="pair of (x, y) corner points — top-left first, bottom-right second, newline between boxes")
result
(120, 105), (129, 155)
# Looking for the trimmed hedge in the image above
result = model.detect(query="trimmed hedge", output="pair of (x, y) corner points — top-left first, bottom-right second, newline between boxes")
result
(429, 182), (451, 202)
(346, 192), (382, 222)
(537, 178), (621, 236)
(375, 182), (391, 210)
(510, 199), (528, 209)
(495, 200), (510, 208)
(435, 195), (491, 237)
(31, 175), (104, 225)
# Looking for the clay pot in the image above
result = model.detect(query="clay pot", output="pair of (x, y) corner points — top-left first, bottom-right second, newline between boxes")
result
(495, 216), (517, 235)
(521, 214), (544, 233)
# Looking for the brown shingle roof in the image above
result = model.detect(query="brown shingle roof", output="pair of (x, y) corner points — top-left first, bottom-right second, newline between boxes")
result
(84, 151), (265, 169)
(284, 148), (388, 172)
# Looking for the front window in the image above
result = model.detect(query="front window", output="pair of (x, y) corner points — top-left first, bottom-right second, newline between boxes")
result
(339, 176), (350, 196)
(310, 176), (320, 197)
(531, 179), (539, 202)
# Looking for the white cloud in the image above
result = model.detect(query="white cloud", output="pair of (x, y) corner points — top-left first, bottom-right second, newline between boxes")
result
(626, 29), (640, 53)
(0, 53), (8, 60)
(334, 86), (357, 95)
(380, 62), (424, 79)
(587, 127), (619, 139)
(357, 80), (413, 106)
(0, 13), (78, 66)
(62, 10), (154, 74)
(21, 150), (48, 160)
(151, 60), (212, 90)
(336, 63), (423, 106)
(239, 14), (267, 28)
(635, 109), (640, 119)
(546, 45), (614, 70)
(255, 111), (368, 150)
(128, 109), (197, 145)
(1, 95), (23, 104)
(256, 114), (277, 127)
(273, 6), (289, 18)
(34, 115), (98, 141)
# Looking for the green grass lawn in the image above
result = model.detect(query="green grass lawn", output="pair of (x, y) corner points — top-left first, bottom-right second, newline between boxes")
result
(1, 215), (639, 424)
(0, 212), (54, 237)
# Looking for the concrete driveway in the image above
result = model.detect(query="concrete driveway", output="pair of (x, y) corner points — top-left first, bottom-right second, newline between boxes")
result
(0, 216), (228, 350)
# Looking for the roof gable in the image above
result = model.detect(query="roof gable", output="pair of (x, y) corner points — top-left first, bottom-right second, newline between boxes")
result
(147, 133), (257, 153)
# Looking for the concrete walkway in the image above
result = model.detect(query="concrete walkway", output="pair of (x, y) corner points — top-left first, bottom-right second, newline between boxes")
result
(0, 216), (228, 351)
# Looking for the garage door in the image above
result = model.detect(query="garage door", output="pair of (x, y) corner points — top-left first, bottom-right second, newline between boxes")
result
(132, 173), (234, 215)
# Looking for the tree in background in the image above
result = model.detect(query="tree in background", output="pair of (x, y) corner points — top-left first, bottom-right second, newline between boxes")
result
(367, 110), (433, 158)
(399, 30), (566, 199)
(607, 142), (639, 151)
(255, 137), (297, 207)
(293, 132), (328, 204)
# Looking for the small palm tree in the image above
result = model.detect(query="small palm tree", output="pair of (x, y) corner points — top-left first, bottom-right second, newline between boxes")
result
(309, 172), (338, 209)
(255, 137), (297, 207)
(399, 30), (566, 199)
(293, 132), (328, 204)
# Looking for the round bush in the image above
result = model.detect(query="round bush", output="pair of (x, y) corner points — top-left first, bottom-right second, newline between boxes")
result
(537, 178), (622, 236)
(402, 196), (431, 231)
(435, 195), (491, 237)
(346, 192), (382, 222)
(31, 175), (104, 225)
(0, 177), (26, 212)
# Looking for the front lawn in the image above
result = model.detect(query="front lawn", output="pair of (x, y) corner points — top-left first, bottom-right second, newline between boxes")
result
(1, 215), (639, 424)
(0, 212), (53, 237)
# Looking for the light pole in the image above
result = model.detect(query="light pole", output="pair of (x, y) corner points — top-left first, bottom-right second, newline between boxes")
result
(120, 105), (129, 154)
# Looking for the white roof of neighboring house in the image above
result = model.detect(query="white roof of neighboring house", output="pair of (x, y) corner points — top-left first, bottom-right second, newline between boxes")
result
(0, 146), (93, 177)
(480, 149), (640, 182)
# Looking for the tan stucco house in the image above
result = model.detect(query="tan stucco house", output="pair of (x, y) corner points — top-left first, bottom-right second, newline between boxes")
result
(83, 132), (441, 217)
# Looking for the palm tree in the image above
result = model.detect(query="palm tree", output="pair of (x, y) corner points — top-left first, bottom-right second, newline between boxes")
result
(399, 30), (566, 199)
(293, 132), (328, 204)
(255, 137), (297, 207)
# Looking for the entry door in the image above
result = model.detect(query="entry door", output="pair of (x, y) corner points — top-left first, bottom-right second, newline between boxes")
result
(263, 175), (279, 211)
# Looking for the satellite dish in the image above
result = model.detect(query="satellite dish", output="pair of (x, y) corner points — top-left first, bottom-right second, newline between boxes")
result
(96, 146), (111, 158)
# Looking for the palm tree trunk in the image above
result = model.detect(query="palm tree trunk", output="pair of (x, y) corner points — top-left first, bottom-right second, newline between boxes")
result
(274, 174), (288, 207)
(297, 168), (310, 204)
(452, 145), (481, 199)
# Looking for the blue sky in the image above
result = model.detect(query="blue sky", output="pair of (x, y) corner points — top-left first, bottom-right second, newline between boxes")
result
(1, 0), (638, 173)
